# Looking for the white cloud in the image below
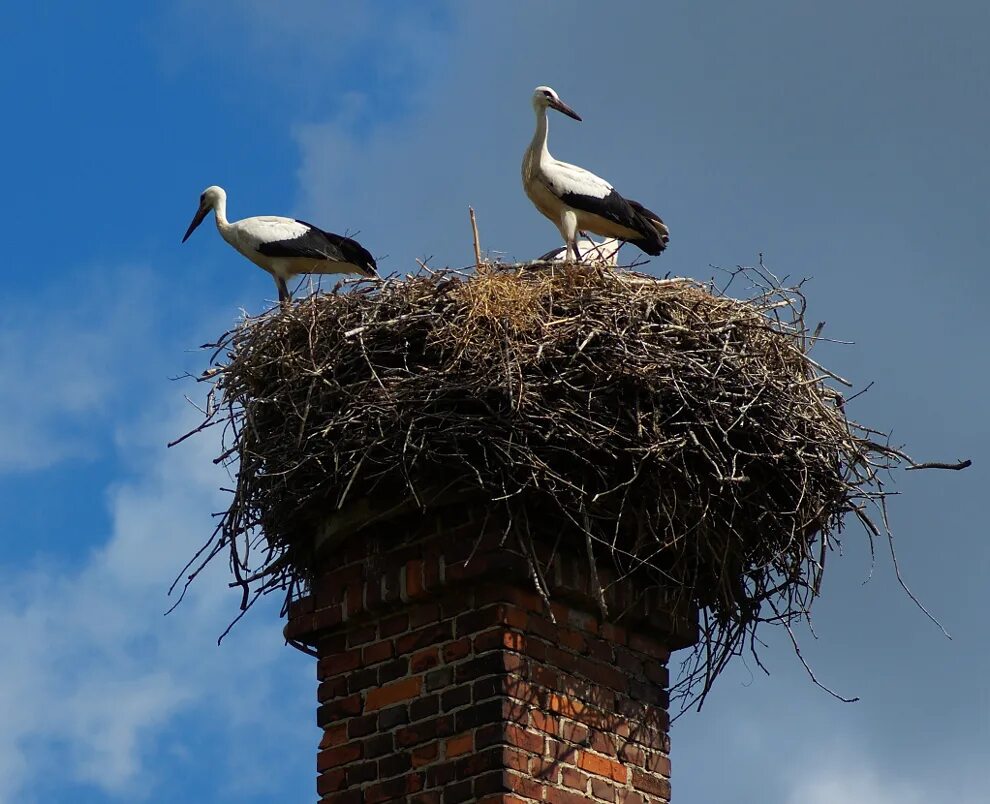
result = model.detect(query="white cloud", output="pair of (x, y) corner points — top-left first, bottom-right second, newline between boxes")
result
(782, 746), (989, 804)
(0, 268), (158, 473)
(786, 760), (925, 804)
(0, 387), (312, 803)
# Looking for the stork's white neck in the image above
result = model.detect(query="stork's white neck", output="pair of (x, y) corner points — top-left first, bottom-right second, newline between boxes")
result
(211, 193), (232, 238)
(530, 107), (552, 164)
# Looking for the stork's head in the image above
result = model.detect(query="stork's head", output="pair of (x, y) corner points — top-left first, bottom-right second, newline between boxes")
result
(532, 86), (581, 121)
(182, 185), (226, 243)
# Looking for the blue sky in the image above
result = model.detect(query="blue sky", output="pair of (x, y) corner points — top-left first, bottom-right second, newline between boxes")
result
(0, 2), (987, 802)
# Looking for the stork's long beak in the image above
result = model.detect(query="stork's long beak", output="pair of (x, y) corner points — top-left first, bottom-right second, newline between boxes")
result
(550, 97), (582, 121)
(182, 204), (210, 243)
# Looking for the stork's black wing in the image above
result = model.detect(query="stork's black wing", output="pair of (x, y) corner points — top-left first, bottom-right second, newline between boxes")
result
(257, 220), (378, 276)
(546, 172), (666, 256)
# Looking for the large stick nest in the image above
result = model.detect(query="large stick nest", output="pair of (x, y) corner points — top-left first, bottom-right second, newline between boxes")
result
(175, 262), (963, 706)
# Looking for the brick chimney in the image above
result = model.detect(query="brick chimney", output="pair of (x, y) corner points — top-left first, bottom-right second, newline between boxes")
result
(285, 504), (698, 803)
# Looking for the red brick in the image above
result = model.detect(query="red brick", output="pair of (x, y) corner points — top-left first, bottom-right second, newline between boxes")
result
(319, 723), (347, 749)
(532, 664), (559, 689)
(505, 771), (546, 800)
(288, 594), (314, 618)
(411, 742), (439, 768)
(618, 742), (646, 767)
(317, 676), (348, 702)
(423, 555), (442, 590)
(347, 713), (378, 739)
(572, 654), (628, 692)
(343, 586), (367, 624)
(346, 623), (377, 647)
(503, 746), (530, 773)
(396, 622), (453, 654)
(365, 676), (422, 711)
(319, 650), (361, 676)
(396, 715), (455, 748)
(590, 729), (617, 757)
(562, 765), (590, 791)
(442, 637), (471, 663)
(642, 662), (669, 687)
(362, 640), (394, 665)
(591, 777), (617, 801)
(631, 768), (670, 796)
(567, 608), (599, 634)
(455, 746), (503, 777)
(558, 628), (586, 653)
(411, 647), (440, 673)
(445, 733), (473, 758)
(409, 602), (441, 629)
(317, 742), (361, 771)
(317, 694), (361, 726)
(322, 791), (361, 804)
(529, 755), (558, 782)
(505, 724), (543, 755)
(559, 720), (589, 745)
(401, 559), (423, 599)
(378, 750), (412, 778)
(629, 633), (670, 661)
(529, 709), (558, 736)
(600, 623), (627, 645)
(641, 751), (671, 776)
(379, 613), (409, 638)
(365, 773), (424, 803)
(316, 768), (346, 794)
(544, 787), (590, 804)
(474, 627), (508, 653)
(313, 604), (343, 631)
(577, 750), (627, 783)
(549, 693), (586, 718)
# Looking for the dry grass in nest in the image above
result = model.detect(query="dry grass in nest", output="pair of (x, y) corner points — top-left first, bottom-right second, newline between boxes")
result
(172, 261), (967, 708)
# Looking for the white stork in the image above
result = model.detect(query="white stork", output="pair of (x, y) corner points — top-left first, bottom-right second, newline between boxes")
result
(182, 185), (377, 302)
(537, 237), (623, 265)
(522, 86), (670, 262)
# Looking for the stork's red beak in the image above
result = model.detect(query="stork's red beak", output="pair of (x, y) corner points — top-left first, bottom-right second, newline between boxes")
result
(550, 97), (582, 121)
(182, 204), (210, 243)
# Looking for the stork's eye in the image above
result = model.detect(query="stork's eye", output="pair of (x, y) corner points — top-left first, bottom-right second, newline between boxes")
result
(543, 90), (553, 98)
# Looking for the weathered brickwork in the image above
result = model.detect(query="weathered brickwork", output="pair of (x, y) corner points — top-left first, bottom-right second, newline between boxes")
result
(285, 510), (696, 803)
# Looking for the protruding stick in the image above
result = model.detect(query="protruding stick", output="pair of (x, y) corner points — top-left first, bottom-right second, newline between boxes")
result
(469, 207), (482, 268)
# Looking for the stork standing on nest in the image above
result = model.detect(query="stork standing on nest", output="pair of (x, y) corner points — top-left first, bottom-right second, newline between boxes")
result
(522, 86), (670, 262)
(182, 185), (377, 302)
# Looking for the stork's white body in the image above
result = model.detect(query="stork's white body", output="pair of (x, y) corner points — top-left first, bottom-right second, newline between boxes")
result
(182, 186), (376, 302)
(217, 215), (345, 281)
(538, 238), (622, 265)
(522, 87), (668, 261)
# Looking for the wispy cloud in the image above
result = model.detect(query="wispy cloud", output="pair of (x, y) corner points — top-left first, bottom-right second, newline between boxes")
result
(0, 261), (315, 804)
(0, 400), (312, 803)
(783, 747), (988, 804)
(0, 268), (158, 473)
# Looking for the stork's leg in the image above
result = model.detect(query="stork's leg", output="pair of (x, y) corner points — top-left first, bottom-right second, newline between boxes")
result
(561, 210), (581, 262)
(276, 276), (290, 304)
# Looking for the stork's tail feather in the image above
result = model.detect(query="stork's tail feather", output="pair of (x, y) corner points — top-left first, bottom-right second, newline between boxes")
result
(627, 199), (670, 254)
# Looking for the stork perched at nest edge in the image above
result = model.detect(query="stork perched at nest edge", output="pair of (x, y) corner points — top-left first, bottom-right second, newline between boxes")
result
(182, 185), (377, 303)
(522, 86), (669, 262)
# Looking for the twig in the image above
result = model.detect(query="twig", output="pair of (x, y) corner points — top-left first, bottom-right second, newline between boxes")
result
(469, 207), (482, 268)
